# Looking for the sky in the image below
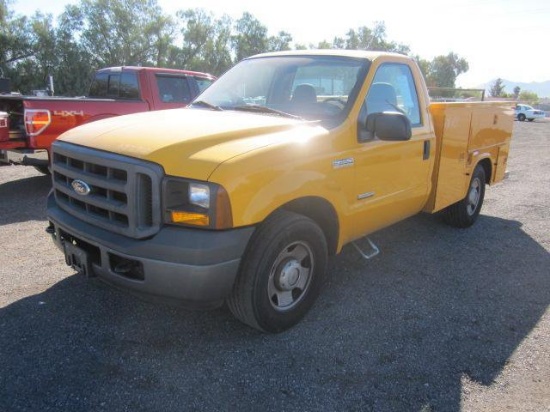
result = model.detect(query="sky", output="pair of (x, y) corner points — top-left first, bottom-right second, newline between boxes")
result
(9, 0), (550, 88)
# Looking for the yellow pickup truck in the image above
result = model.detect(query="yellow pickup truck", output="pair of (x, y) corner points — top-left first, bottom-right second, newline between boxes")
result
(46, 51), (513, 332)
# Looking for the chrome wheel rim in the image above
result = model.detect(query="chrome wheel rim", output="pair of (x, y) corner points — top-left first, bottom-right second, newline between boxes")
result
(467, 178), (481, 215)
(267, 241), (313, 312)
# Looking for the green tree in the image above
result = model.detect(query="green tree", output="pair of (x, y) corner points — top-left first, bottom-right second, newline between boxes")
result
(513, 86), (521, 100)
(175, 9), (217, 68)
(173, 9), (233, 75)
(0, 5), (64, 94)
(344, 23), (409, 54)
(23, 13), (57, 93)
(294, 43), (309, 50)
(316, 40), (333, 49)
(318, 22), (409, 54)
(232, 12), (268, 61)
(428, 53), (469, 88)
(198, 14), (233, 75)
(2, 3), (474, 98)
(268, 31), (292, 52)
(71, 0), (175, 67)
(415, 53), (469, 98)
(51, 5), (96, 95)
(415, 56), (430, 81)
(519, 90), (539, 105)
(0, 7), (35, 80)
(489, 78), (505, 97)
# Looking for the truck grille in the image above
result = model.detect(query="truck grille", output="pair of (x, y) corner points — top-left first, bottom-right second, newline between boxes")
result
(51, 141), (163, 239)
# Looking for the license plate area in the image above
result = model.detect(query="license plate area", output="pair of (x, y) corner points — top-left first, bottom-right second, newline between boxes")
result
(64, 241), (94, 277)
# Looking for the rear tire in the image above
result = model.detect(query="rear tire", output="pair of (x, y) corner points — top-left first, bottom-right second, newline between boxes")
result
(518, 113), (526, 121)
(443, 164), (486, 228)
(227, 210), (328, 333)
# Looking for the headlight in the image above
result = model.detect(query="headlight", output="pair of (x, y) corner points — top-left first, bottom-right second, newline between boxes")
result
(162, 177), (232, 229)
(189, 183), (210, 209)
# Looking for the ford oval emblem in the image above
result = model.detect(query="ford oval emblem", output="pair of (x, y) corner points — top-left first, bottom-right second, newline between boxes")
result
(71, 179), (91, 196)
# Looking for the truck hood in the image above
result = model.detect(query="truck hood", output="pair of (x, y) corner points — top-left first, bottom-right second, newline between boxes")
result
(59, 108), (325, 179)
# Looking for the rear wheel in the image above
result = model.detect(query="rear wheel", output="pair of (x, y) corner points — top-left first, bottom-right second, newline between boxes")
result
(518, 113), (526, 121)
(227, 211), (328, 333)
(443, 164), (486, 228)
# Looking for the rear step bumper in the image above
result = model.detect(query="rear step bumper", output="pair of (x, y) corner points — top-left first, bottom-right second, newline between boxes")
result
(0, 148), (48, 166)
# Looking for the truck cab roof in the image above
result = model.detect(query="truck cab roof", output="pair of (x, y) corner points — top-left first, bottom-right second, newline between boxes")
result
(247, 49), (407, 62)
(95, 66), (216, 80)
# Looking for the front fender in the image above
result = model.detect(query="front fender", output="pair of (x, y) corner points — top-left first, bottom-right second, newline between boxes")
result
(209, 135), (351, 229)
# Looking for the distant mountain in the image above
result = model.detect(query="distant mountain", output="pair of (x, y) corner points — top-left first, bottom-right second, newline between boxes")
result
(480, 79), (550, 98)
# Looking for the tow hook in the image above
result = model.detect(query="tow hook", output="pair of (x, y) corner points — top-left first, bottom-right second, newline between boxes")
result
(45, 223), (55, 238)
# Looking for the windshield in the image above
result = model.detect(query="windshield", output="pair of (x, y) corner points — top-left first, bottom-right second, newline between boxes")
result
(194, 55), (370, 126)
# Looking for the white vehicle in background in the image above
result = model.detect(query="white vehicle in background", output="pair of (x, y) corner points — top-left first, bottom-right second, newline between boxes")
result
(514, 104), (546, 121)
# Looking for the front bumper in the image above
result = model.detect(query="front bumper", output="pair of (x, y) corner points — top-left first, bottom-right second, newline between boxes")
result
(47, 192), (254, 307)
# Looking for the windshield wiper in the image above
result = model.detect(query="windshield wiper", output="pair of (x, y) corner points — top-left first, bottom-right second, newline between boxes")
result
(231, 104), (302, 119)
(190, 100), (223, 111)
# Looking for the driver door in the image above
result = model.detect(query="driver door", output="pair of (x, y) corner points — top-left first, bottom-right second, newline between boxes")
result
(350, 62), (434, 238)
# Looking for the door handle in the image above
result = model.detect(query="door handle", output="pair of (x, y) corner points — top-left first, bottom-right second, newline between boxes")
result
(423, 140), (430, 160)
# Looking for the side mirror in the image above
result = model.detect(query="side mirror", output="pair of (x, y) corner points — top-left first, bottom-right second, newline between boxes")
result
(361, 111), (412, 142)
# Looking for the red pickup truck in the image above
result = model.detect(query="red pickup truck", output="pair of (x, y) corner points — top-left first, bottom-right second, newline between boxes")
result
(0, 66), (215, 173)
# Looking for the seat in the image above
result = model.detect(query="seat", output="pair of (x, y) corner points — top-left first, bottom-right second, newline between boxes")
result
(291, 84), (317, 105)
(366, 82), (398, 114)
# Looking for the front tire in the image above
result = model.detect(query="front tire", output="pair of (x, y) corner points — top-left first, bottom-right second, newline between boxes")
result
(227, 211), (328, 333)
(443, 164), (486, 228)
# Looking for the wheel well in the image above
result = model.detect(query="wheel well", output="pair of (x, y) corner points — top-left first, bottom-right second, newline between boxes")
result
(478, 158), (492, 184)
(280, 197), (339, 255)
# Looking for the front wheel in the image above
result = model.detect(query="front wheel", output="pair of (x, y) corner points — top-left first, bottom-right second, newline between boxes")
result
(443, 164), (486, 228)
(227, 211), (328, 333)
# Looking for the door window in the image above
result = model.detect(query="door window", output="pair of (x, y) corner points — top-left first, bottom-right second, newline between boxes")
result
(88, 71), (139, 99)
(194, 77), (214, 93)
(365, 63), (422, 127)
(156, 75), (192, 103)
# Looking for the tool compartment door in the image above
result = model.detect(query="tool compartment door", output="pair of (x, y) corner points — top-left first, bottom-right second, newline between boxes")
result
(428, 103), (472, 212)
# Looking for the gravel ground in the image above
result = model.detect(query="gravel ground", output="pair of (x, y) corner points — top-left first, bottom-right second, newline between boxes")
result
(0, 120), (549, 412)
